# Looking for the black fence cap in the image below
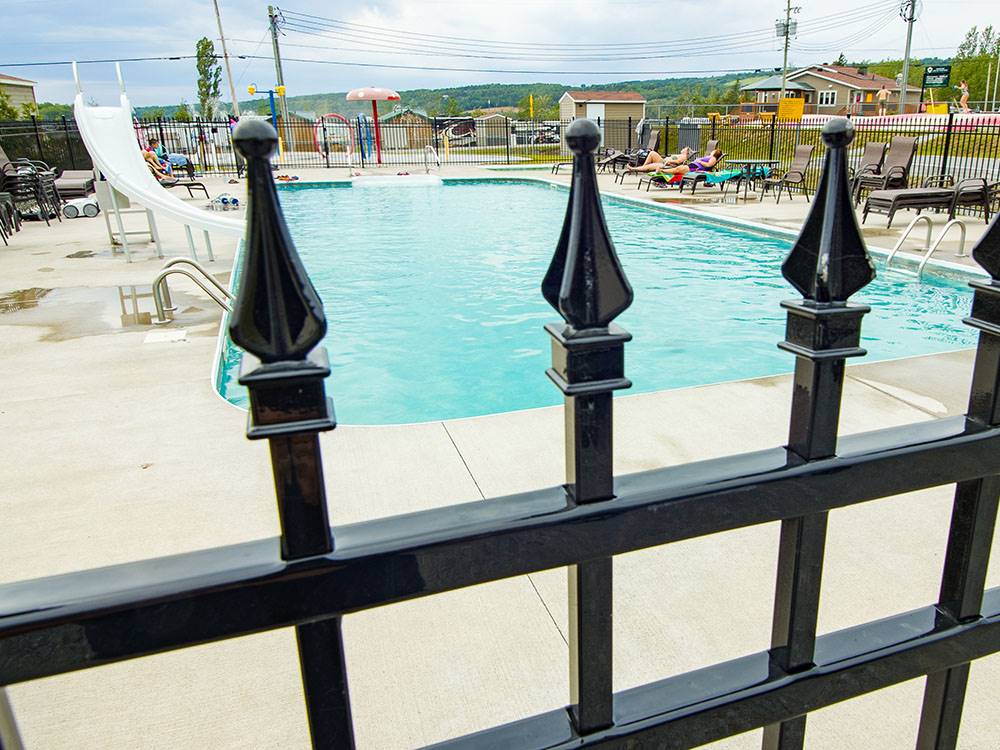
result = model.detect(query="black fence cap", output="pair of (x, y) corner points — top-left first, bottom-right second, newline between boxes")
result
(542, 118), (633, 332)
(781, 117), (875, 305)
(229, 118), (326, 363)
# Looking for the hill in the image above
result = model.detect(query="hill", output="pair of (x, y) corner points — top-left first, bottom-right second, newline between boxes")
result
(133, 72), (758, 120)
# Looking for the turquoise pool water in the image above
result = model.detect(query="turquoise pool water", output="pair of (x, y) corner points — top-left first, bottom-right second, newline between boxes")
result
(217, 179), (977, 424)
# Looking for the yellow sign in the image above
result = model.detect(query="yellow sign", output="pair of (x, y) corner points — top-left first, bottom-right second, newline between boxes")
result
(777, 97), (805, 121)
(926, 103), (948, 115)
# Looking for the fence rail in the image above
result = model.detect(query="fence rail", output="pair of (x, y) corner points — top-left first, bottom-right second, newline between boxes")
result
(1, 116), (999, 750)
(4, 114), (1000, 194)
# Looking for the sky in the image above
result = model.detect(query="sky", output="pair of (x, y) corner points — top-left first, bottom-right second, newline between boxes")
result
(1, 0), (995, 107)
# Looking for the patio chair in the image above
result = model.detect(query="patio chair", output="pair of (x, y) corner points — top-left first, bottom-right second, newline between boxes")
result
(0, 163), (62, 225)
(852, 136), (917, 205)
(862, 176), (998, 228)
(54, 169), (96, 198)
(146, 163), (211, 199)
(848, 141), (887, 181)
(757, 145), (815, 203)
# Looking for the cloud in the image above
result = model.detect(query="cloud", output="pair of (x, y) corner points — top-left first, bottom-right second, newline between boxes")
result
(2, 0), (973, 106)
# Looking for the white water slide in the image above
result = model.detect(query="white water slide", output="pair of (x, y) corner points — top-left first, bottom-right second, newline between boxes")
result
(72, 63), (243, 261)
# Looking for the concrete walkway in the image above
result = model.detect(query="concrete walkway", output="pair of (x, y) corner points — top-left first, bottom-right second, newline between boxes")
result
(0, 171), (997, 749)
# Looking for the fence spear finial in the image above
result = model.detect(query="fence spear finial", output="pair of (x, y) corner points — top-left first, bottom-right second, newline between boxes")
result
(229, 118), (326, 362)
(542, 118), (633, 331)
(781, 117), (875, 304)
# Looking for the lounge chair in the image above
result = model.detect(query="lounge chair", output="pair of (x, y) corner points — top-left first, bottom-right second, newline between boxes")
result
(146, 163), (210, 199)
(849, 141), (887, 182)
(758, 144), (815, 203)
(54, 169), (96, 198)
(852, 136), (917, 205)
(863, 176), (999, 227)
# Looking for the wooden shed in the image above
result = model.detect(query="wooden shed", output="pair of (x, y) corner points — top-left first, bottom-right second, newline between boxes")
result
(380, 108), (433, 150)
(558, 91), (647, 150)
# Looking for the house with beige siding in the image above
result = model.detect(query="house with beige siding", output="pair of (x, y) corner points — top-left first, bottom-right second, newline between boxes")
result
(741, 65), (922, 115)
(0, 73), (37, 114)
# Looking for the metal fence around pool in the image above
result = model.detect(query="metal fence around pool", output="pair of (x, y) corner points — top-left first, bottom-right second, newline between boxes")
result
(3, 113), (999, 197)
(1, 117), (999, 750)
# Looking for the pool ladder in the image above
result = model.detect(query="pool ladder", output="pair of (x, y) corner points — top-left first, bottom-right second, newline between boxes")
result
(884, 215), (968, 278)
(151, 257), (233, 325)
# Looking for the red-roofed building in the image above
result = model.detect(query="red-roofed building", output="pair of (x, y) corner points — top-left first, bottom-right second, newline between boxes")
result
(0, 73), (38, 114)
(559, 90), (647, 122)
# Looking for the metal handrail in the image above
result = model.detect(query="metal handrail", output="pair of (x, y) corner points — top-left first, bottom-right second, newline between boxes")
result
(152, 268), (232, 325)
(885, 214), (933, 270)
(423, 145), (441, 174)
(917, 219), (968, 277)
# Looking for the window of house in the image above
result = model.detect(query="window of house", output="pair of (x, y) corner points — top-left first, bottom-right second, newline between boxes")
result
(818, 90), (837, 106)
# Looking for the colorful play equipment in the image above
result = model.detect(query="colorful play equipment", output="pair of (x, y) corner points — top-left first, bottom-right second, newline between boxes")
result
(345, 86), (400, 165)
(313, 113), (355, 167)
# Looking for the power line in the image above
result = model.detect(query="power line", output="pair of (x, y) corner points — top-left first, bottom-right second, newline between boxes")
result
(0, 55), (203, 67)
(239, 54), (783, 77)
(277, 1), (899, 51)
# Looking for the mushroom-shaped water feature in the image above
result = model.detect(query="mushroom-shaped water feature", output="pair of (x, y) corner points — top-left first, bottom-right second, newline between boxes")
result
(346, 86), (400, 166)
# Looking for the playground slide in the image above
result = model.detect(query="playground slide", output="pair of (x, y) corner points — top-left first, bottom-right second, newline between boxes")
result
(72, 63), (243, 237)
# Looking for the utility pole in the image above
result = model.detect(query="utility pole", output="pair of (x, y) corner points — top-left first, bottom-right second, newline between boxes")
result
(212, 0), (240, 117)
(777, 0), (801, 101)
(268, 6), (292, 146)
(897, 0), (917, 114)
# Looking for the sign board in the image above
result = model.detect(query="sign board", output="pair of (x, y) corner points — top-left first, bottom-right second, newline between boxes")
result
(777, 97), (805, 122)
(923, 65), (951, 89)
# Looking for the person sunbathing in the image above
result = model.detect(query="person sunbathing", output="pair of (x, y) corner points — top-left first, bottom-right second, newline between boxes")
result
(142, 149), (177, 184)
(625, 147), (693, 173)
(644, 149), (723, 177)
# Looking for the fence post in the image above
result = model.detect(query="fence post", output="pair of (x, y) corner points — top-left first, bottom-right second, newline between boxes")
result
(916, 213), (1000, 750)
(768, 113), (778, 161)
(61, 116), (77, 170)
(627, 116), (632, 151)
(229, 119), (354, 750)
(763, 118), (876, 750)
(30, 115), (44, 162)
(939, 110), (955, 179)
(542, 119), (633, 736)
(505, 117), (511, 165)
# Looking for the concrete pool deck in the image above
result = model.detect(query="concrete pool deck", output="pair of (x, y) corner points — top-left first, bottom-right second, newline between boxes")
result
(0, 169), (997, 749)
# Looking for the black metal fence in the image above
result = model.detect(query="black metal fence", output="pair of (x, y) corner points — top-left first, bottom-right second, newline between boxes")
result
(3, 114), (999, 193)
(2, 117), (999, 750)
(0, 117), (91, 172)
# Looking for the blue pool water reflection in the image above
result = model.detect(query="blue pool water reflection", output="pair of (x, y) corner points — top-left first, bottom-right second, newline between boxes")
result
(217, 179), (977, 424)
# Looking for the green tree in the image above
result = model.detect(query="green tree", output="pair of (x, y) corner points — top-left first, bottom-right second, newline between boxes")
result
(174, 100), (193, 122)
(0, 89), (18, 119)
(35, 102), (73, 120)
(951, 26), (1000, 106)
(195, 37), (222, 119)
(144, 107), (166, 120)
(19, 102), (37, 118)
(516, 94), (558, 120)
(833, 52), (848, 66)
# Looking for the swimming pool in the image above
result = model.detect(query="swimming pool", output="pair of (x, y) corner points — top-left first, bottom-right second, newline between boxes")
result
(216, 178), (978, 425)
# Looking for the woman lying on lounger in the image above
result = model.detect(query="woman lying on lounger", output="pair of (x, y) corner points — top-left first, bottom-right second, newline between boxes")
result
(629, 149), (722, 176)
(142, 148), (178, 184)
(625, 147), (693, 173)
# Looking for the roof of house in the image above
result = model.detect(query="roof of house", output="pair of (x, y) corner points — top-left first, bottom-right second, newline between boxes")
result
(381, 107), (430, 122)
(0, 73), (36, 87)
(561, 90), (647, 103)
(789, 65), (901, 91)
(740, 76), (814, 92)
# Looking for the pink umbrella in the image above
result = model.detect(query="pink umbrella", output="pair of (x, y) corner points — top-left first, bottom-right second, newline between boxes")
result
(346, 86), (400, 165)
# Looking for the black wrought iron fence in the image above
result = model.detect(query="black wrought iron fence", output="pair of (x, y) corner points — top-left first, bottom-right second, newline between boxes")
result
(0, 117), (91, 172)
(4, 113), (999, 194)
(2, 117), (999, 750)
